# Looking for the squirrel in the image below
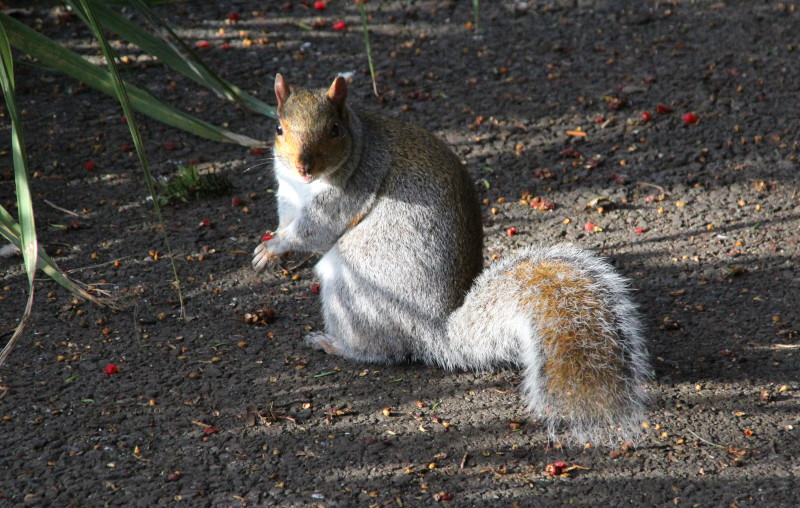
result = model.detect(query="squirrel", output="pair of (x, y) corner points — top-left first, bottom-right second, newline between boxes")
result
(252, 74), (651, 445)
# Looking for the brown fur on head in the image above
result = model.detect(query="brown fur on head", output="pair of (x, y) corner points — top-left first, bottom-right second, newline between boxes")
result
(273, 74), (352, 183)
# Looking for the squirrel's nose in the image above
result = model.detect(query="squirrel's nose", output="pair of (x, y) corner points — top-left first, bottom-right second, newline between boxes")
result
(297, 153), (314, 173)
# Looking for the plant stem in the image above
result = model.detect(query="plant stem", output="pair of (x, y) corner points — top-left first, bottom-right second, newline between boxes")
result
(357, 1), (378, 96)
(77, 0), (185, 319)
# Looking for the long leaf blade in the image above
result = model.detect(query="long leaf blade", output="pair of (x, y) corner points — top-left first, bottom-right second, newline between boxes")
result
(0, 12), (263, 146)
(76, 0), (185, 318)
(0, 212), (113, 308)
(120, 0), (276, 117)
(0, 21), (38, 366)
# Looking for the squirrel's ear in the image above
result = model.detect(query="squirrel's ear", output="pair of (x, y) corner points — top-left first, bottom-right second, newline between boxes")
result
(326, 76), (348, 105)
(275, 74), (290, 112)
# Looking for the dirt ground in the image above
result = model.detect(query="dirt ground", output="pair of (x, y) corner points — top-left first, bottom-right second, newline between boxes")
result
(1, 0), (799, 506)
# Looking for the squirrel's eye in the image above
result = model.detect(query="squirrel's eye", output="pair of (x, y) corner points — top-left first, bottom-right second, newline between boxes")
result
(330, 122), (340, 138)
(275, 123), (283, 136)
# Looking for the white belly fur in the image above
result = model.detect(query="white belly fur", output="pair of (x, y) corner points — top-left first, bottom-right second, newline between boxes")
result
(315, 247), (342, 286)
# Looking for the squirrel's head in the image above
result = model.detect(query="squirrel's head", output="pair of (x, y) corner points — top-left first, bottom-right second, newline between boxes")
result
(273, 74), (351, 183)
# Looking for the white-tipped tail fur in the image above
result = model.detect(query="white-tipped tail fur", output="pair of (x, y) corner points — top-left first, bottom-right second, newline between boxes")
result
(442, 244), (650, 445)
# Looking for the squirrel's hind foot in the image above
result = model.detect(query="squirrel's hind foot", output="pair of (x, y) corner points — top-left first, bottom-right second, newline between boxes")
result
(305, 332), (343, 356)
(305, 331), (402, 364)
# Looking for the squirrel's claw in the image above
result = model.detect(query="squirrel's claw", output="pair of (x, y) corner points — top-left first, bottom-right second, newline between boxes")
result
(252, 242), (279, 272)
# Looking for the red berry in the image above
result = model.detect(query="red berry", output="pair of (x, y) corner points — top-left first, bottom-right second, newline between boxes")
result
(231, 197), (244, 207)
(656, 104), (672, 114)
(538, 199), (555, 211)
(682, 112), (699, 125)
(120, 144), (131, 152)
(634, 227), (647, 233)
(228, 12), (240, 21)
(195, 40), (210, 49)
(310, 283), (321, 294)
(640, 111), (652, 122)
(546, 461), (567, 476)
(250, 147), (265, 155)
(200, 218), (211, 227)
(584, 222), (596, 232)
(84, 160), (96, 171)
(609, 172), (626, 184)
(261, 233), (274, 242)
(104, 363), (118, 375)
(606, 98), (624, 111)
(164, 141), (176, 151)
(313, 1), (326, 10)
(506, 227), (518, 236)
(332, 20), (347, 30)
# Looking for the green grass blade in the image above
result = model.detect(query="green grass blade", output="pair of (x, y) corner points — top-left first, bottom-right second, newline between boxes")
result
(106, 0), (184, 5)
(0, 12), (263, 146)
(0, 212), (113, 308)
(74, 0), (275, 118)
(77, 0), (185, 318)
(122, 0), (276, 118)
(0, 20), (38, 367)
(357, 1), (378, 96)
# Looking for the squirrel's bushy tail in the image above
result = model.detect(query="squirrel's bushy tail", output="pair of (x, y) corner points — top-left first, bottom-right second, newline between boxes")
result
(440, 244), (650, 445)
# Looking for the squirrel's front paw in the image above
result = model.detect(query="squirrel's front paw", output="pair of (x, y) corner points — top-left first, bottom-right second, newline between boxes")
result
(252, 237), (282, 272)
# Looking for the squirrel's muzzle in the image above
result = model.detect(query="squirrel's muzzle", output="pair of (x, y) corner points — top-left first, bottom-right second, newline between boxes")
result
(295, 163), (314, 183)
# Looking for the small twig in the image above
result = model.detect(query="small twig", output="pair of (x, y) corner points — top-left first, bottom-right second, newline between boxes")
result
(635, 181), (669, 196)
(686, 430), (726, 449)
(271, 399), (310, 409)
(460, 453), (469, 469)
(283, 254), (315, 273)
(43, 199), (81, 217)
